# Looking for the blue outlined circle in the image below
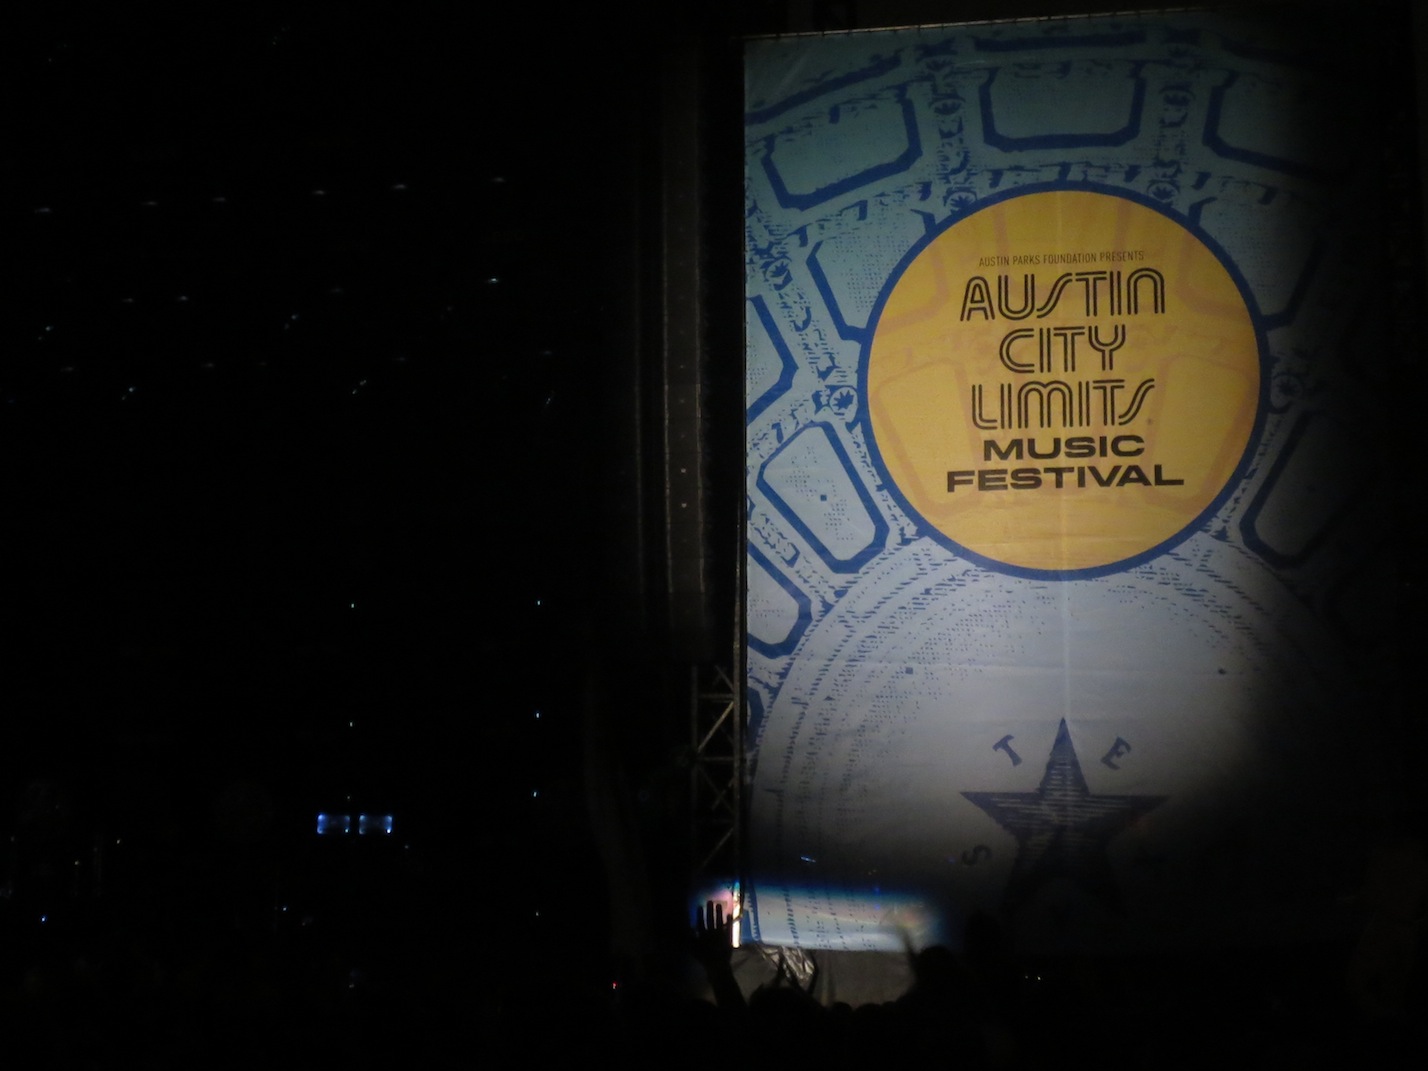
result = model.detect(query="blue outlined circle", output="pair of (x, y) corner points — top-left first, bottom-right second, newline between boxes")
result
(857, 181), (1269, 581)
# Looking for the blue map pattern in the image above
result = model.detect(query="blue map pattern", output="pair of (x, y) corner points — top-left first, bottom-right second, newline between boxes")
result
(743, 13), (1398, 948)
(745, 12), (1389, 729)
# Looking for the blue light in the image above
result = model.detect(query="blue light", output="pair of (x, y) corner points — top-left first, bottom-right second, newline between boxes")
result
(319, 812), (387, 836)
(316, 813), (352, 835)
(356, 814), (393, 835)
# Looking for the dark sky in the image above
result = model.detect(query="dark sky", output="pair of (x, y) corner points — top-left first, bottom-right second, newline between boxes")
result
(6, 9), (702, 989)
(11, 12), (648, 728)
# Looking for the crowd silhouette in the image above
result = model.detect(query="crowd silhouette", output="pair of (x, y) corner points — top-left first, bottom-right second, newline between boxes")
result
(3, 837), (1424, 1068)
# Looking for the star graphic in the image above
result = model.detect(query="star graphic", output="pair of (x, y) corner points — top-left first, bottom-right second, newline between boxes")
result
(962, 720), (1166, 913)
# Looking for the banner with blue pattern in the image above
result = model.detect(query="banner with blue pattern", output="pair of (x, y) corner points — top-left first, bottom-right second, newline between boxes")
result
(744, 11), (1410, 954)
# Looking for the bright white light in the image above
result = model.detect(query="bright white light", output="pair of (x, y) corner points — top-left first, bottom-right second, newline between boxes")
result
(731, 883), (742, 948)
(691, 881), (744, 949)
(741, 885), (943, 951)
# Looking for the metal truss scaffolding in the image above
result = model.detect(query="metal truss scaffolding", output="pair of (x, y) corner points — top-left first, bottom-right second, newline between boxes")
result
(689, 661), (742, 883)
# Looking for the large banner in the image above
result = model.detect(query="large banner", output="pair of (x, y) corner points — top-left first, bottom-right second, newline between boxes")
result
(744, 11), (1409, 954)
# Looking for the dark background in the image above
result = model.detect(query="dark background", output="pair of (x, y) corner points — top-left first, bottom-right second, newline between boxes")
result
(7, 2), (1426, 1060)
(6, 8), (756, 1030)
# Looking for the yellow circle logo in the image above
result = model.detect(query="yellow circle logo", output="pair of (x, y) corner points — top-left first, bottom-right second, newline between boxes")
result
(865, 189), (1261, 575)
